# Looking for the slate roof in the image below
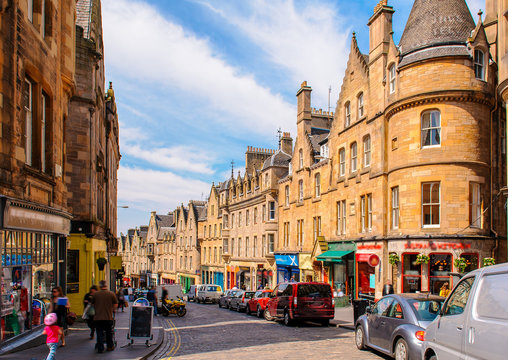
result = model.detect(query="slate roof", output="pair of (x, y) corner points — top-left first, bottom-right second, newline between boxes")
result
(262, 149), (291, 170)
(309, 133), (329, 153)
(76, 0), (92, 39)
(398, 0), (475, 67)
(197, 206), (208, 221)
(155, 214), (174, 228)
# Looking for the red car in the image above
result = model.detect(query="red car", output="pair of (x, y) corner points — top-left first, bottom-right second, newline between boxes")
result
(264, 282), (334, 326)
(246, 289), (272, 317)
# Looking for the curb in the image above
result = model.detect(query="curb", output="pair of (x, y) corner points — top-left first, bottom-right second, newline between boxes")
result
(338, 324), (355, 331)
(139, 326), (165, 360)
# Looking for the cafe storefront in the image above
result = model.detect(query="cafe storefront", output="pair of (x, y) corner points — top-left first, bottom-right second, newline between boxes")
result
(0, 197), (70, 344)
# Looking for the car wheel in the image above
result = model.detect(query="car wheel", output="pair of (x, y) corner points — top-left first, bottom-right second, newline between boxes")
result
(283, 311), (293, 326)
(428, 356), (437, 360)
(355, 325), (366, 350)
(264, 308), (273, 321)
(257, 306), (262, 318)
(246, 306), (251, 315)
(394, 338), (409, 360)
(320, 319), (329, 327)
(218, 301), (222, 308)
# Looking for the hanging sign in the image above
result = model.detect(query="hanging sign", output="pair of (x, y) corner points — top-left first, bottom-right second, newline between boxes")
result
(368, 254), (380, 267)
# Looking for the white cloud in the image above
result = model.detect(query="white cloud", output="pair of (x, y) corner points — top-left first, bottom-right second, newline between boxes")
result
(102, 0), (295, 137)
(118, 166), (211, 212)
(198, 0), (351, 107)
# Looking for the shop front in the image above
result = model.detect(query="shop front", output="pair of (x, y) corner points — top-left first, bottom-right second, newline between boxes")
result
(178, 274), (196, 293)
(275, 254), (299, 283)
(298, 254), (314, 282)
(236, 267), (251, 290)
(0, 197), (70, 344)
(226, 265), (237, 290)
(255, 266), (272, 290)
(316, 242), (355, 297)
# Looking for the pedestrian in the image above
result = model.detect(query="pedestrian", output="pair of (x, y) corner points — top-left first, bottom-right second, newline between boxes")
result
(116, 287), (125, 312)
(42, 313), (63, 360)
(439, 282), (451, 297)
(83, 285), (98, 339)
(147, 286), (157, 315)
(92, 280), (118, 353)
(49, 286), (70, 347)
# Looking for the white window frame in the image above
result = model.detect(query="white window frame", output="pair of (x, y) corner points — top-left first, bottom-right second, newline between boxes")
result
(422, 182), (440, 228)
(345, 102), (351, 127)
(268, 234), (274, 254)
(285, 185), (289, 207)
(392, 186), (399, 229)
(474, 49), (485, 81)
(351, 142), (357, 173)
(389, 64), (396, 93)
(470, 183), (482, 228)
(24, 79), (33, 166)
(298, 180), (303, 202)
(339, 148), (346, 176)
(315, 173), (321, 198)
(299, 149), (303, 169)
(337, 200), (346, 235)
(269, 201), (275, 220)
(363, 136), (371, 168)
(358, 93), (364, 119)
(421, 110), (441, 148)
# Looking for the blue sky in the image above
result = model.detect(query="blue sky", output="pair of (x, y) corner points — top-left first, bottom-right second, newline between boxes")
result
(101, 0), (484, 235)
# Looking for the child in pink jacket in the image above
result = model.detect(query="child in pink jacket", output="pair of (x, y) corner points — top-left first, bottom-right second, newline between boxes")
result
(42, 313), (63, 360)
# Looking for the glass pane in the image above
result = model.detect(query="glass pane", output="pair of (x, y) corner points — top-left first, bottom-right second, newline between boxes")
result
(422, 113), (430, 129)
(422, 129), (431, 146)
(444, 277), (475, 316)
(432, 129), (441, 145)
(431, 111), (440, 127)
(422, 184), (431, 203)
(431, 183), (440, 203)
(431, 205), (440, 224)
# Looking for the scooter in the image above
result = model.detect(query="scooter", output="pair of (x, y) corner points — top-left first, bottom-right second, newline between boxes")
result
(158, 297), (187, 317)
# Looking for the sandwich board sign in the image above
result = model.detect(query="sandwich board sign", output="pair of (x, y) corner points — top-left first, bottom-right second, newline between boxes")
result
(127, 305), (153, 346)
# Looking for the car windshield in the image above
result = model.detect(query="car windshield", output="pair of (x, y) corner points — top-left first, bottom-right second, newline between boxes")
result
(245, 291), (255, 298)
(407, 299), (444, 321)
(207, 286), (218, 291)
(297, 284), (331, 298)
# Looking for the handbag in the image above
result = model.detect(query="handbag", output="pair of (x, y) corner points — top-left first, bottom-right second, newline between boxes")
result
(82, 304), (94, 319)
(66, 311), (77, 325)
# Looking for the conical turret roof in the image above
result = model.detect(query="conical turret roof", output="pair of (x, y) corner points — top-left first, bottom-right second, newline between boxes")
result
(398, 0), (475, 67)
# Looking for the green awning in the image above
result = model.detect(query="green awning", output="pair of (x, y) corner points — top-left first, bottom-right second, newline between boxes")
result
(316, 250), (353, 262)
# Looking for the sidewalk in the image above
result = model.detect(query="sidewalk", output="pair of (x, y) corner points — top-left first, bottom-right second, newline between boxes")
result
(331, 305), (355, 330)
(0, 309), (163, 360)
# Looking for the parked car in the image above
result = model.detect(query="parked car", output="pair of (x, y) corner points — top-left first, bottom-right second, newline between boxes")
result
(422, 262), (508, 360)
(247, 289), (272, 317)
(264, 282), (334, 326)
(196, 284), (222, 304)
(218, 290), (237, 309)
(355, 293), (444, 360)
(230, 291), (255, 312)
(186, 285), (198, 302)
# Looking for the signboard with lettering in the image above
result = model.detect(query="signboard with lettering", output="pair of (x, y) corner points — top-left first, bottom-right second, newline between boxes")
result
(128, 306), (153, 341)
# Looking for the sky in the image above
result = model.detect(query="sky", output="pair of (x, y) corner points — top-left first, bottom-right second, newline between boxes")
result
(101, 0), (485, 235)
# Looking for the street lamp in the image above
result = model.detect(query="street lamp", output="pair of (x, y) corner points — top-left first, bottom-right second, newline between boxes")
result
(119, 205), (129, 208)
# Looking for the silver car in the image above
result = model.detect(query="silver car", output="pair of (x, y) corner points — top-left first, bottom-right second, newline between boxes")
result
(355, 293), (444, 360)
(422, 263), (508, 360)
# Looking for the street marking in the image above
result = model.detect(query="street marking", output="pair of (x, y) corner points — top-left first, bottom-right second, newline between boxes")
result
(163, 318), (276, 332)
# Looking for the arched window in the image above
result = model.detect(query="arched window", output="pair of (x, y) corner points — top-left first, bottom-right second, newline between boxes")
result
(363, 135), (371, 167)
(339, 148), (346, 176)
(285, 185), (290, 206)
(298, 180), (304, 202)
(345, 102), (351, 127)
(474, 49), (485, 80)
(421, 110), (441, 147)
(350, 142), (358, 172)
(299, 149), (303, 169)
(315, 173), (321, 198)
(357, 93), (364, 118)
(389, 64), (396, 93)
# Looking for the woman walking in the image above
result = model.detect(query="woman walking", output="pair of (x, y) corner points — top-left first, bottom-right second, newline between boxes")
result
(49, 286), (70, 346)
(83, 285), (98, 338)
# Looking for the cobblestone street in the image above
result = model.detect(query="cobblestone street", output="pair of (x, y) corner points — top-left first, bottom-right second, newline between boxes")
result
(149, 302), (389, 360)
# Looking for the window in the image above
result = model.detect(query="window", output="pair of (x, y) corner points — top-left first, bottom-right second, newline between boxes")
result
(27, 0), (33, 22)
(350, 142), (357, 173)
(429, 253), (452, 294)
(363, 136), (371, 168)
(298, 180), (304, 202)
(203, 248), (207, 264)
(24, 79), (33, 166)
(245, 237), (249, 257)
(389, 64), (396, 93)
(283, 222), (289, 247)
(313, 216), (321, 241)
(314, 173), (321, 198)
(262, 205), (266, 221)
(208, 225), (211, 238)
(238, 238), (242, 257)
(268, 234), (274, 253)
(253, 236), (257, 257)
(269, 201), (275, 220)
(214, 224), (217, 237)
(358, 93), (364, 118)
(339, 148), (346, 176)
(476, 273), (508, 320)
(262, 235), (266, 256)
(189, 256), (192, 269)
(345, 102), (351, 127)
(443, 277), (475, 316)
(231, 238), (235, 256)
(422, 182), (440, 227)
(474, 49), (485, 80)
(223, 239), (228, 254)
(320, 144), (329, 158)
(299, 149), (303, 169)
(392, 187), (399, 229)
(297, 219), (304, 247)
(246, 210), (249, 226)
(238, 211), (241, 227)
(372, 297), (394, 316)
(421, 110), (441, 147)
(209, 247), (212, 263)
(360, 194), (372, 232)
(461, 253), (479, 273)
(231, 213), (235, 228)
(219, 247), (222, 263)
(469, 183), (482, 228)
(337, 200), (346, 235)
(254, 207), (258, 224)
(387, 300), (404, 319)
(402, 253), (422, 293)
(285, 186), (290, 207)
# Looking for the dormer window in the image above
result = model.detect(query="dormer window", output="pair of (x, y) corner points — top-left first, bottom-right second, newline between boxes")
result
(320, 144), (329, 158)
(358, 93), (364, 119)
(345, 102), (351, 127)
(474, 49), (485, 81)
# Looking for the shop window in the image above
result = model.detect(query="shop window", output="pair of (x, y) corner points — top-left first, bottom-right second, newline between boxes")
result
(421, 110), (441, 147)
(460, 253), (479, 273)
(357, 257), (375, 298)
(66, 250), (79, 285)
(402, 253), (422, 293)
(422, 182), (440, 227)
(429, 253), (452, 294)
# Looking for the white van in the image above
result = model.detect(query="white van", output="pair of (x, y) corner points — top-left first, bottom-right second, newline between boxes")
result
(196, 284), (222, 304)
(422, 262), (508, 360)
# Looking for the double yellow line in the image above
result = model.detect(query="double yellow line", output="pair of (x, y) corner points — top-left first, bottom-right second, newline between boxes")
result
(160, 317), (181, 359)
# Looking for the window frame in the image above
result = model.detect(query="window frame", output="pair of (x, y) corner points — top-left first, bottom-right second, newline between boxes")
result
(357, 93), (364, 119)
(421, 110), (441, 148)
(339, 148), (346, 176)
(391, 186), (399, 230)
(350, 142), (357, 173)
(469, 182), (482, 228)
(315, 173), (321, 198)
(285, 185), (290, 207)
(389, 64), (396, 93)
(345, 102), (351, 127)
(363, 135), (371, 168)
(298, 180), (304, 202)
(422, 182), (441, 228)
(474, 49), (485, 81)
(299, 149), (303, 169)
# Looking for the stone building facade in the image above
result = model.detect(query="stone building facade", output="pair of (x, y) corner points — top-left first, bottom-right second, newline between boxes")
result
(144, 211), (174, 285)
(65, 0), (120, 314)
(0, 0), (75, 342)
(278, 0), (506, 299)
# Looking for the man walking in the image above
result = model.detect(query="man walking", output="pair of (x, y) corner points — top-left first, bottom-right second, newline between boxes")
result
(92, 280), (118, 353)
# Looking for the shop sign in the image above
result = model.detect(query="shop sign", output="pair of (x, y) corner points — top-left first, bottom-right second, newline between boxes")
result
(5, 201), (71, 235)
(358, 244), (382, 250)
(110, 256), (123, 270)
(274, 254), (299, 267)
(357, 254), (373, 262)
(368, 254), (380, 267)
(404, 242), (471, 250)
(2, 254), (32, 266)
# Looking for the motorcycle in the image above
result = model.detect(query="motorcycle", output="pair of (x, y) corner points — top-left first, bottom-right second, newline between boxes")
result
(158, 297), (187, 317)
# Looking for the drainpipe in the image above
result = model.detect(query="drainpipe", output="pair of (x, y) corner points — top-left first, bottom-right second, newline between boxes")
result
(490, 84), (499, 259)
